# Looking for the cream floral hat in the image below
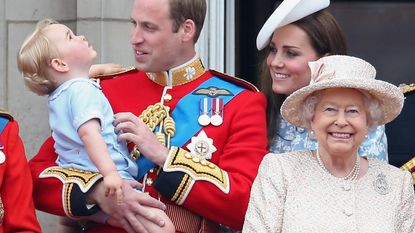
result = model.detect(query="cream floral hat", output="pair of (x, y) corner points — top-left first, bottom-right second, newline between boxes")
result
(280, 55), (404, 128)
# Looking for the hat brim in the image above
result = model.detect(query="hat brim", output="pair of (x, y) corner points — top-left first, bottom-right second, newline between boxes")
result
(281, 78), (404, 128)
(256, 0), (330, 50)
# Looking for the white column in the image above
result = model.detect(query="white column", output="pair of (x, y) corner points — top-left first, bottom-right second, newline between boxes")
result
(196, 0), (235, 75)
(0, 0), (6, 108)
(225, 0), (236, 75)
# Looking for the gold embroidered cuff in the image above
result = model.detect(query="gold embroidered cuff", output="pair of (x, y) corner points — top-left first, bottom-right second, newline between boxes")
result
(40, 166), (103, 193)
(163, 147), (230, 195)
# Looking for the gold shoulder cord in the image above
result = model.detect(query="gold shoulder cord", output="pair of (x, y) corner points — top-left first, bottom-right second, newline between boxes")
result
(399, 83), (415, 94)
(130, 103), (176, 160)
(401, 157), (415, 184)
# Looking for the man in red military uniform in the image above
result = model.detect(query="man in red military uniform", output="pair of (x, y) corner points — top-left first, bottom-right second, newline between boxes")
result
(0, 110), (41, 233)
(28, 0), (268, 232)
(386, 83), (415, 188)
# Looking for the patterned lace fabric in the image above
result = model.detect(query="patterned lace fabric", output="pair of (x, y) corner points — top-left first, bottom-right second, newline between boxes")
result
(269, 115), (388, 161)
(242, 151), (415, 233)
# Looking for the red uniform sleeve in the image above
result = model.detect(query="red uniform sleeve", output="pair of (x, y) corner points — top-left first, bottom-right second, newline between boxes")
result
(28, 136), (66, 216)
(29, 136), (100, 217)
(154, 90), (268, 230)
(1, 120), (41, 232)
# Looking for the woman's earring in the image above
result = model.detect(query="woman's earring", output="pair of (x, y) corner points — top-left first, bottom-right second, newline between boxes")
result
(310, 130), (315, 139)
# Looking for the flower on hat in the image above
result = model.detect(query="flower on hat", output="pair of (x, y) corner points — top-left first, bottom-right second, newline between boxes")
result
(309, 62), (335, 84)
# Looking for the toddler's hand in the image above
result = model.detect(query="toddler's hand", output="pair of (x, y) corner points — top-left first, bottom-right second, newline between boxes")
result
(103, 171), (124, 204)
(89, 63), (126, 77)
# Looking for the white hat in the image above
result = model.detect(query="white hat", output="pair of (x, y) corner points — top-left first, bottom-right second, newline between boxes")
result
(280, 55), (404, 128)
(256, 0), (330, 50)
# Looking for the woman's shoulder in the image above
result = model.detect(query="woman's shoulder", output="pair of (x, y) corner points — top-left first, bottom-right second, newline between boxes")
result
(369, 159), (412, 180)
(258, 151), (314, 183)
(262, 150), (312, 167)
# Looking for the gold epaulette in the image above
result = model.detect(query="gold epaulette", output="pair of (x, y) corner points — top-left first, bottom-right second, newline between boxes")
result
(0, 108), (13, 120)
(90, 66), (137, 85)
(209, 70), (259, 92)
(400, 157), (415, 184)
(398, 83), (415, 95)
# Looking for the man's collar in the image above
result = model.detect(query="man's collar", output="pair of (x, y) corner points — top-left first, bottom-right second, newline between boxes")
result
(146, 55), (206, 87)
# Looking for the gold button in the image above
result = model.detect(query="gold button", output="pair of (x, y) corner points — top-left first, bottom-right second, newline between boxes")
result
(130, 148), (141, 160)
(192, 156), (200, 163)
(146, 178), (154, 186)
(163, 94), (172, 102)
(208, 163), (216, 169)
(149, 168), (154, 173)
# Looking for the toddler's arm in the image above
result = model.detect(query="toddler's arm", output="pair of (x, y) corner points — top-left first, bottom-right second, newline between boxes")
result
(78, 119), (123, 203)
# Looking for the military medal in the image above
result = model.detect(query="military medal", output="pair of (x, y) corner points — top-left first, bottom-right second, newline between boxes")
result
(198, 114), (210, 126)
(198, 97), (211, 126)
(210, 98), (223, 126)
(0, 145), (4, 164)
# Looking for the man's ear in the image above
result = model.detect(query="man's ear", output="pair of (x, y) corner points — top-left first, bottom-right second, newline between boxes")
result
(181, 19), (196, 43)
(50, 58), (69, 72)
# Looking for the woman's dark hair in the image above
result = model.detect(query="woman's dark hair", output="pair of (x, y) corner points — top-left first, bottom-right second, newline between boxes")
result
(260, 9), (348, 147)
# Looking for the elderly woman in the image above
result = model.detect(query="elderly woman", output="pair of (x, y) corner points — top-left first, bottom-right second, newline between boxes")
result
(242, 55), (415, 232)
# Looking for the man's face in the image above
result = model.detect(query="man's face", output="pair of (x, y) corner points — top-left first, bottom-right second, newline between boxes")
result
(130, 0), (185, 72)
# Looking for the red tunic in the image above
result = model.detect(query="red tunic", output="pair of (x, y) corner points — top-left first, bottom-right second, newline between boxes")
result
(0, 115), (41, 233)
(29, 58), (268, 232)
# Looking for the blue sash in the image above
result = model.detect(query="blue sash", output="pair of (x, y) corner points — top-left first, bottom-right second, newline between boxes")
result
(136, 76), (245, 179)
(0, 117), (9, 149)
(0, 117), (8, 134)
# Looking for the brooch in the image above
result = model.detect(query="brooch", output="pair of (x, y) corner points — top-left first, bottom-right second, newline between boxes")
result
(373, 172), (390, 195)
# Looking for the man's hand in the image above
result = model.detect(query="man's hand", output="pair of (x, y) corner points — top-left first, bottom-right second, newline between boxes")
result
(88, 180), (167, 233)
(114, 112), (169, 167)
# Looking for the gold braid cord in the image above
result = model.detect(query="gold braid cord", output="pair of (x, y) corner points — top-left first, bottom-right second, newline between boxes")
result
(401, 157), (415, 184)
(130, 103), (176, 160)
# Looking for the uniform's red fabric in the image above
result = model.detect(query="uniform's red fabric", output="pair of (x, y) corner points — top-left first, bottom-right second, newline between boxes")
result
(0, 119), (41, 233)
(29, 69), (268, 232)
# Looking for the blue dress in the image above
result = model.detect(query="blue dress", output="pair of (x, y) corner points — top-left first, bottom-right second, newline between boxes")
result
(269, 115), (388, 161)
